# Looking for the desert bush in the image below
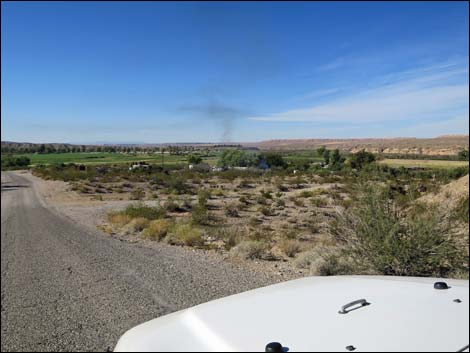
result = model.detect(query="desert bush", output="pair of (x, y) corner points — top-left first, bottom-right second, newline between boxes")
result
(142, 219), (171, 241)
(279, 239), (302, 258)
(260, 189), (273, 199)
(299, 190), (314, 198)
(293, 246), (355, 275)
(166, 223), (204, 247)
(130, 188), (145, 200)
(225, 203), (239, 217)
(275, 183), (289, 192)
(311, 197), (328, 208)
(198, 189), (211, 206)
(249, 229), (273, 242)
(168, 177), (190, 195)
(124, 203), (166, 220)
(256, 195), (268, 205)
(258, 206), (274, 217)
(310, 252), (356, 276)
(294, 249), (316, 269)
(292, 197), (304, 207)
(330, 185), (466, 277)
(163, 198), (180, 212)
(230, 240), (267, 260)
(281, 229), (298, 240)
(191, 203), (210, 225)
(107, 212), (132, 227)
(238, 195), (249, 204)
(215, 227), (243, 250)
(212, 189), (225, 197)
(123, 217), (150, 233)
(276, 198), (286, 207)
(249, 217), (262, 227)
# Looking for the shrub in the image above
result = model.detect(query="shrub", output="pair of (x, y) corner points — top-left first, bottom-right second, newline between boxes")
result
(311, 197), (328, 208)
(142, 219), (171, 241)
(279, 239), (302, 258)
(249, 217), (262, 227)
(163, 198), (180, 212)
(123, 217), (150, 233)
(107, 212), (132, 227)
(124, 203), (166, 220)
(330, 185), (465, 277)
(212, 189), (225, 197)
(259, 206), (273, 216)
(294, 250), (317, 269)
(215, 227), (242, 250)
(168, 177), (190, 195)
(256, 195), (268, 205)
(130, 188), (145, 200)
(292, 197), (304, 207)
(198, 189), (211, 206)
(276, 183), (289, 192)
(230, 241), (267, 260)
(310, 252), (356, 276)
(239, 195), (249, 204)
(191, 203), (210, 225)
(260, 189), (273, 199)
(299, 190), (314, 198)
(348, 150), (376, 170)
(166, 223), (204, 246)
(188, 154), (203, 164)
(225, 203), (239, 217)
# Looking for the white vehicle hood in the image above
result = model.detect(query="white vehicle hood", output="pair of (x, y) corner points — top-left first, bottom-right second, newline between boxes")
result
(114, 276), (469, 352)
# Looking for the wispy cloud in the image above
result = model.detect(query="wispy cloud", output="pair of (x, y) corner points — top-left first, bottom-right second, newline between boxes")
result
(316, 57), (346, 72)
(249, 61), (469, 125)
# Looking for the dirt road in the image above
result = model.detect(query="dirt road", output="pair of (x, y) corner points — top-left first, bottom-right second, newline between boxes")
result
(1, 171), (276, 351)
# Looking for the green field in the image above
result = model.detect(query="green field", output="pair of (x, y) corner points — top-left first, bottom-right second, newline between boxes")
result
(5, 152), (218, 166)
(379, 158), (469, 169)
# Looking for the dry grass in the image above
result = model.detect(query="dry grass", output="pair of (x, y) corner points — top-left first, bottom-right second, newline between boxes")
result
(230, 240), (267, 260)
(278, 239), (303, 258)
(142, 219), (171, 241)
(107, 212), (132, 227)
(166, 222), (204, 247)
(123, 217), (150, 233)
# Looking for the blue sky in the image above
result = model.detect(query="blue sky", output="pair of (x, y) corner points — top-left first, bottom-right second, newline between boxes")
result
(1, 1), (468, 143)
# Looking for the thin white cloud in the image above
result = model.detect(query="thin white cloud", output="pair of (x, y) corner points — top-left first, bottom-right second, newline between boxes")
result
(316, 57), (345, 72)
(290, 88), (342, 102)
(249, 62), (469, 124)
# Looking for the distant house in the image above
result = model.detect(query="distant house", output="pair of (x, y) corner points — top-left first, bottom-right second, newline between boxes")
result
(189, 163), (211, 172)
(129, 161), (150, 171)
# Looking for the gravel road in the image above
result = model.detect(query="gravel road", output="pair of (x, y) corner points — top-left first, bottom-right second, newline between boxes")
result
(1, 171), (277, 352)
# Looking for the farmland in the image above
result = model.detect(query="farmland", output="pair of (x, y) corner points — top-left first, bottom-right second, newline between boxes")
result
(379, 158), (469, 169)
(4, 152), (218, 166)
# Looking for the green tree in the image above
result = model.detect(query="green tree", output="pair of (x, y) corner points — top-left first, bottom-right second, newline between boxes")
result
(349, 150), (376, 170)
(188, 154), (203, 165)
(330, 149), (345, 169)
(261, 152), (286, 168)
(458, 149), (469, 161)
